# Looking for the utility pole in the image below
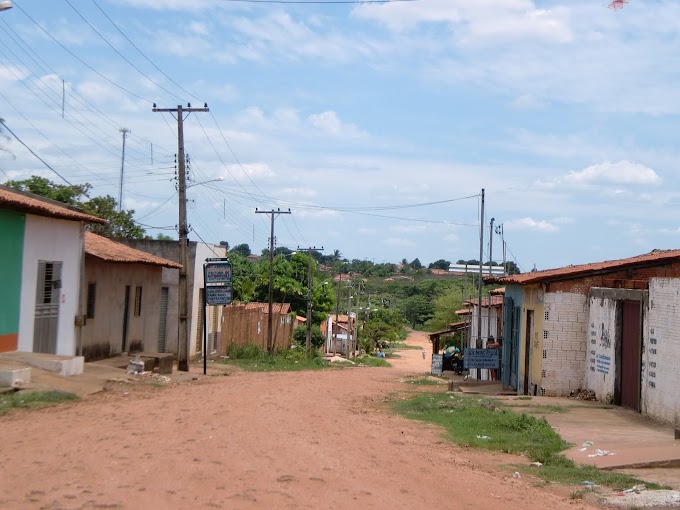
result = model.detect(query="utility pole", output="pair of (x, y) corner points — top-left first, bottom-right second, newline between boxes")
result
(476, 189), (485, 380)
(487, 217), (495, 344)
(298, 246), (324, 353)
(118, 128), (129, 212)
(496, 223), (506, 276)
(256, 208), (291, 354)
(153, 103), (209, 372)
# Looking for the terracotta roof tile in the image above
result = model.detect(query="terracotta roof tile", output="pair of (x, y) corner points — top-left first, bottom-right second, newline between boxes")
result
(0, 185), (106, 224)
(85, 232), (181, 268)
(492, 249), (680, 285)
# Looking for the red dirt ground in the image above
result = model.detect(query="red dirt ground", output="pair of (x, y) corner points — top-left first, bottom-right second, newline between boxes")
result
(0, 331), (598, 509)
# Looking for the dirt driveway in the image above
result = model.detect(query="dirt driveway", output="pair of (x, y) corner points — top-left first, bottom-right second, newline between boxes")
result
(0, 331), (597, 510)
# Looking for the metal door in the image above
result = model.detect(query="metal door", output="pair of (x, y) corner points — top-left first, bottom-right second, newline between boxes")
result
(502, 297), (513, 388)
(523, 310), (534, 395)
(620, 300), (642, 411)
(157, 287), (169, 353)
(195, 289), (204, 353)
(33, 261), (61, 354)
(122, 285), (130, 352)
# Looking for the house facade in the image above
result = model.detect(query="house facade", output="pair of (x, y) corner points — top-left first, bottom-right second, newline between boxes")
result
(0, 186), (104, 356)
(493, 249), (680, 427)
(83, 232), (181, 360)
(116, 239), (227, 358)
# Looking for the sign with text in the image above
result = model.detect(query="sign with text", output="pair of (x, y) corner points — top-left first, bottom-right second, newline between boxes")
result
(206, 285), (232, 306)
(464, 348), (499, 369)
(205, 261), (232, 284)
(431, 354), (443, 376)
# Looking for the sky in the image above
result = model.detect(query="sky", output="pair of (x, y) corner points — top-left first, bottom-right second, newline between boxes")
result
(1, 0), (679, 272)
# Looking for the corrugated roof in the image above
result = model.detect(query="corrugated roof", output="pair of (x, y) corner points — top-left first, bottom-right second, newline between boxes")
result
(0, 185), (106, 224)
(492, 249), (680, 285)
(85, 232), (181, 268)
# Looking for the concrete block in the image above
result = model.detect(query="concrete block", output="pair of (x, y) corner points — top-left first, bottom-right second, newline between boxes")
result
(0, 367), (31, 387)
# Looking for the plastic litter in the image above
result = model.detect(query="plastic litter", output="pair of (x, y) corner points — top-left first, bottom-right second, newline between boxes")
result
(581, 481), (595, 486)
(623, 484), (646, 494)
(582, 441), (594, 447)
(588, 449), (615, 458)
(530, 462), (542, 468)
(476, 435), (491, 440)
(512, 472), (521, 479)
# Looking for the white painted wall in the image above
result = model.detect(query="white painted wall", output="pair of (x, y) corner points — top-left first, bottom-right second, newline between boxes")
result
(644, 278), (680, 426)
(585, 296), (617, 399)
(541, 292), (588, 396)
(189, 243), (227, 357)
(18, 215), (83, 355)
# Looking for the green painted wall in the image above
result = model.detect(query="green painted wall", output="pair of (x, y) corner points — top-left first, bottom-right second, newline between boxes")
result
(0, 209), (25, 336)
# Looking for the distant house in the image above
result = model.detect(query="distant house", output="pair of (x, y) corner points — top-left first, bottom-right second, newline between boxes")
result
(116, 239), (227, 358)
(491, 249), (680, 427)
(83, 232), (181, 360)
(0, 185), (104, 356)
(322, 314), (355, 354)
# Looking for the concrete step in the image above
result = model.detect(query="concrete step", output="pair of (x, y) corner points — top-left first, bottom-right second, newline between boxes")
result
(0, 352), (83, 376)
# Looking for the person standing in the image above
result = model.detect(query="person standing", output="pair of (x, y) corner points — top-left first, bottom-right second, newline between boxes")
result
(487, 336), (500, 381)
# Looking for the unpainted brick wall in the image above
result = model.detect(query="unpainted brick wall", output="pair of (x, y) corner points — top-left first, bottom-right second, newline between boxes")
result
(541, 291), (588, 396)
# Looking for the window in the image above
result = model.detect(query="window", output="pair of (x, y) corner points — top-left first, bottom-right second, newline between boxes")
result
(134, 286), (143, 316)
(86, 283), (96, 319)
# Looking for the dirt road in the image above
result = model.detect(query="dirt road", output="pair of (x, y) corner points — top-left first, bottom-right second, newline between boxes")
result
(0, 331), (596, 509)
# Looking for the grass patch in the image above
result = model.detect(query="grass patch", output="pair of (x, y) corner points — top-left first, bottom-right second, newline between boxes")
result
(356, 355), (391, 367)
(404, 377), (444, 386)
(0, 390), (78, 414)
(220, 344), (328, 372)
(393, 392), (664, 490)
(389, 341), (423, 350)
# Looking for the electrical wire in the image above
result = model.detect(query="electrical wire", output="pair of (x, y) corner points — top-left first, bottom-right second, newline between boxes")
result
(0, 119), (74, 185)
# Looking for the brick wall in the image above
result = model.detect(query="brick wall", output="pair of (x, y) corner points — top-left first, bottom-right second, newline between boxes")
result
(541, 291), (588, 396)
(644, 279), (680, 426)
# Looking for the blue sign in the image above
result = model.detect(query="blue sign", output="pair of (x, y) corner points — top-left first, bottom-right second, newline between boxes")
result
(464, 348), (499, 369)
(206, 285), (232, 306)
(205, 261), (232, 284)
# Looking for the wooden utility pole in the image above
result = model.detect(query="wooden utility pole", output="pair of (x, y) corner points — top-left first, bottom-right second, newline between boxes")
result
(256, 208), (291, 354)
(152, 103), (209, 371)
(118, 128), (129, 212)
(476, 189), (485, 380)
(297, 246), (324, 353)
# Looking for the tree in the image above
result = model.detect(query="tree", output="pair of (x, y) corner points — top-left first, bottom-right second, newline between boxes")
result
(411, 258), (423, 270)
(156, 233), (173, 240)
(230, 243), (251, 257)
(429, 259), (451, 270)
(81, 195), (146, 239)
(293, 325), (324, 349)
(401, 295), (433, 329)
(5, 176), (90, 206)
(506, 261), (521, 275)
(4, 176), (146, 239)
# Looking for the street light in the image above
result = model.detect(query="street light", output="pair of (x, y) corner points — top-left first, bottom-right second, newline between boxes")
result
(0, 1), (12, 11)
(187, 176), (224, 189)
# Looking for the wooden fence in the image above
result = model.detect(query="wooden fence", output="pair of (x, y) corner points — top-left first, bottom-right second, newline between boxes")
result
(220, 304), (293, 354)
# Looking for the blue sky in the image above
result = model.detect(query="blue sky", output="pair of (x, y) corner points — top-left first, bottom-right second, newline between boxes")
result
(1, 0), (679, 272)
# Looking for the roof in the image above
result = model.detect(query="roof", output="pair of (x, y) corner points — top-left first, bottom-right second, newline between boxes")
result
(429, 321), (468, 339)
(489, 287), (506, 295)
(464, 295), (504, 308)
(492, 249), (680, 286)
(0, 185), (106, 224)
(85, 232), (181, 268)
(455, 308), (471, 315)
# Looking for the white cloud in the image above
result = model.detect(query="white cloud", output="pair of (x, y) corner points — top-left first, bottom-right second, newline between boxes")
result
(510, 94), (545, 110)
(506, 217), (559, 233)
(307, 111), (366, 139)
(556, 161), (661, 186)
(353, 0), (572, 44)
(358, 228), (376, 236)
(279, 187), (317, 199)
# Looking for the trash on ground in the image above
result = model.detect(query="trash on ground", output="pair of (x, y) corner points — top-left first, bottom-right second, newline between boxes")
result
(581, 481), (596, 486)
(623, 485), (646, 494)
(529, 462), (542, 467)
(588, 449), (615, 457)
(582, 441), (594, 447)
(476, 435), (491, 440)
(512, 472), (521, 479)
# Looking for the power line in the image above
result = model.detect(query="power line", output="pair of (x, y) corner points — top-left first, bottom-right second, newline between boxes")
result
(0, 119), (74, 186)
